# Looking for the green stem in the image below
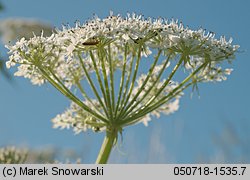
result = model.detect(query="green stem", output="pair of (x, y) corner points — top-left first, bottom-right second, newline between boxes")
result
(77, 53), (109, 117)
(76, 81), (106, 117)
(114, 43), (128, 118)
(122, 83), (192, 127)
(118, 49), (162, 119)
(120, 63), (207, 126)
(143, 55), (184, 107)
(99, 48), (114, 120)
(95, 128), (118, 164)
(38, 67), (108, 123)
(117, 46), (142, 118)
(119, 54), (171, 120)
(117, 53), (135, 116)
(108, 45), (115, 111)
(89, 51), (110, 114)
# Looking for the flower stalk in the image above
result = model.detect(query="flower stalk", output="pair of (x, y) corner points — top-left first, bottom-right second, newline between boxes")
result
(95, 128), (118, 164)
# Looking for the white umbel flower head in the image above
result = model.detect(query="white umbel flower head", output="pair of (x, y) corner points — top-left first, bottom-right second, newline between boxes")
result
(6, 12), (239, 134)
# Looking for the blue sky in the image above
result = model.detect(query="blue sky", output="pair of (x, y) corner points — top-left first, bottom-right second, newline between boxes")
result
(0, 0), (250, 163)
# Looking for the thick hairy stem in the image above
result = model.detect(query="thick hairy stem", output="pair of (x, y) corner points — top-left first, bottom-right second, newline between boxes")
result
(95, 128), (118, 164)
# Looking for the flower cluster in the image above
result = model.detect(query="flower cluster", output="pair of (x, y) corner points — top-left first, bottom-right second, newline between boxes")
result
(6, 12), (239, 134)
(0, 146), (27, 164)
(52, 100), (105, 134)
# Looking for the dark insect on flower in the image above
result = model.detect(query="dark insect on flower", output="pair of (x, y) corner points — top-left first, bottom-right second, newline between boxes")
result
(129, 29), (160, 44)
(93, 127), (100, 132)
(132, 37), (143, 44)
(82, 37), (99, 46)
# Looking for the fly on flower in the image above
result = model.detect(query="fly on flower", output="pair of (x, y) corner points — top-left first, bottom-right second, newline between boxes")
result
(129, 29), (160, 44)
(82, 37), (99, 46)
(129, 36), (143, 44)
